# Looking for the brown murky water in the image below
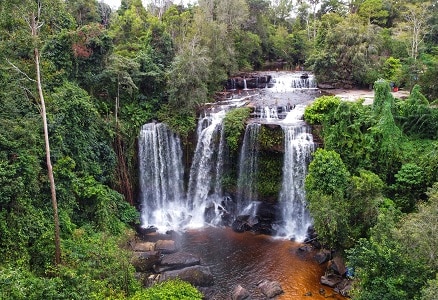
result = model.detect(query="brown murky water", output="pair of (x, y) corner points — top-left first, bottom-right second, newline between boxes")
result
(160, 227), (346, 300)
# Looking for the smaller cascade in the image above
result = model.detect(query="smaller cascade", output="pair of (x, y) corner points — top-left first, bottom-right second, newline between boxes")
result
(262, 106), (279, 121)
(138, 123), (186, 232)
(187, 110), (228, 227)
(291, 73), (317, 89)
(243, 78), (248, 90)
(278, 105), (316, 241)
(236, 123), (261, 212)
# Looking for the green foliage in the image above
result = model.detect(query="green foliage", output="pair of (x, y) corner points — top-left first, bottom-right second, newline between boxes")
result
(72, 175), (139, 233)
(49, 81), (116, 182)
(357, 0), (389, 26)
(308, 14), (384, 86)
(157, 104), (197, 139)
(348, 184), (438, 300)
(233, 30), (263, 70)
(257, 125), (283, 151)
(370, 80), (403, 179)
(394, 182), (438, 270)
(305, 149), (351, 247)
(421, 275), (438, 300)
(396, 85), (438, 139)
(62, 227), (139, 297)
(303, 95), (341, 125)
(223, 108), (251, 152)
(130, 279), (202, 300)
(256, 152), (283, 201)
(0, 228), (140, 300)
(391, 163), (427, 212)
(381, 57), (402, 86)
(321, 100), (374, 172)
(166, 42), (212, 113)
(306, 149), (350, 197)
(349, 170), (384, 239)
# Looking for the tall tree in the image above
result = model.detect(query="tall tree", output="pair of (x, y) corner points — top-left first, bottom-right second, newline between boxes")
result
(396, 1), (433, 60)
(19, 0), (62, 266)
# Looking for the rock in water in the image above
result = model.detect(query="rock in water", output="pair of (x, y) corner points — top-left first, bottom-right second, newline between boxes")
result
(231, 284), (251, 300)
(257, 279), (283, 298)
(160, 265), (214, 287)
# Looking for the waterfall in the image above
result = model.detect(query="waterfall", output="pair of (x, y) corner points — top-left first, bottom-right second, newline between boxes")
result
(262, 106), (279, 121)
(291, 75), (317, 89)
(187, 110), (227, 226)
(236, 123), (261, 212)
(278, 105), (315, 241)
(138, 123), (186, 232)
(243, 78), (248, 90)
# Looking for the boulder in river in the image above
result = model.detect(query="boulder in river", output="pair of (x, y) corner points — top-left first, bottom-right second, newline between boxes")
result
(131, 251), (160, 272)
(154, 251), (201, 272)
(257, 279), (283, 298)
(231, 284), (251, 300)
(160, 265), (214, 287)
(154, 239), (178, 254)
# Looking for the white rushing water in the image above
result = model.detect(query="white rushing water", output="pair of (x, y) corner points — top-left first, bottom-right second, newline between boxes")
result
(236, 123), (261, 213)
(138, 123), (187, 232)
(278, 105), (315, 241)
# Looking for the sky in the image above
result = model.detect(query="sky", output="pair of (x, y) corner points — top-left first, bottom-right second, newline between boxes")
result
(101, 0), (197, 9)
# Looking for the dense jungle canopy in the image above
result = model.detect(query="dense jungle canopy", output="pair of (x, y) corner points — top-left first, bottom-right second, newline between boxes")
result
(0, 0), (437, 299)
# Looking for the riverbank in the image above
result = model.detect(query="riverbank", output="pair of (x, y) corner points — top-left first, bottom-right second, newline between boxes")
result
(321, 87), (410, 105)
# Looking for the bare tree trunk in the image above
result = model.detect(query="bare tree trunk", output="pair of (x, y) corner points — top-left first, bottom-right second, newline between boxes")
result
(31, 10), (61, 266)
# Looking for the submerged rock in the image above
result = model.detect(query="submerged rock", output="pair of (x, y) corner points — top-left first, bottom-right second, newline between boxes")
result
(257, 279), (283, 298)
(328, 256), (346, 276)
(160, 265), (214, 287)
(131, 251), (160, 272)
(320, 274), (343, 288)
(132, 241), (155, 252)
(154, 239), (177, 254)
(154, 252), (201, 272)
(231, 284), (251, 300)
(314, 249), (331, 264)
(232, 215), (252, 233)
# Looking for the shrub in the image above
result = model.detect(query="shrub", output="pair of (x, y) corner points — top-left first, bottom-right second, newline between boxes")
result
(130, 279), (203, 300)
(223, 107), (251, 152)
(303, 95), (341, 124)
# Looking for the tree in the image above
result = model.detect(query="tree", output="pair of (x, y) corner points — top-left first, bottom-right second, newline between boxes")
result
(370, 79), (403, 180)
(395, 182), (438, 270)
(348, 183), (438, 300)
(305, 149), (351, 247)
(66, 0), (100, 26)
(396, 1), (433, 60)
(396, 84), (437, 139)
(308, 14), (383, 86)
(31, 1), (61, 266)
(357, 0), (389, 26)
(271, 0), (294, 25)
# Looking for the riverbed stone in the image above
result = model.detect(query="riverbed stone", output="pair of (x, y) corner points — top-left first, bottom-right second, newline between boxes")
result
(314, 249), (331, 264)
(257, 280), (283, 298)
(132, 241), (155, 252)
(231, 284), (251, 300)
(131, 251), (160, 272)
(328, 256), (346, 275)
(154, 251), (201, 272)
(334, 279), (353, 297)
(160, 265), (214, 287)
(320, 274), (343, 288)
(154, 239), (177, 254)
